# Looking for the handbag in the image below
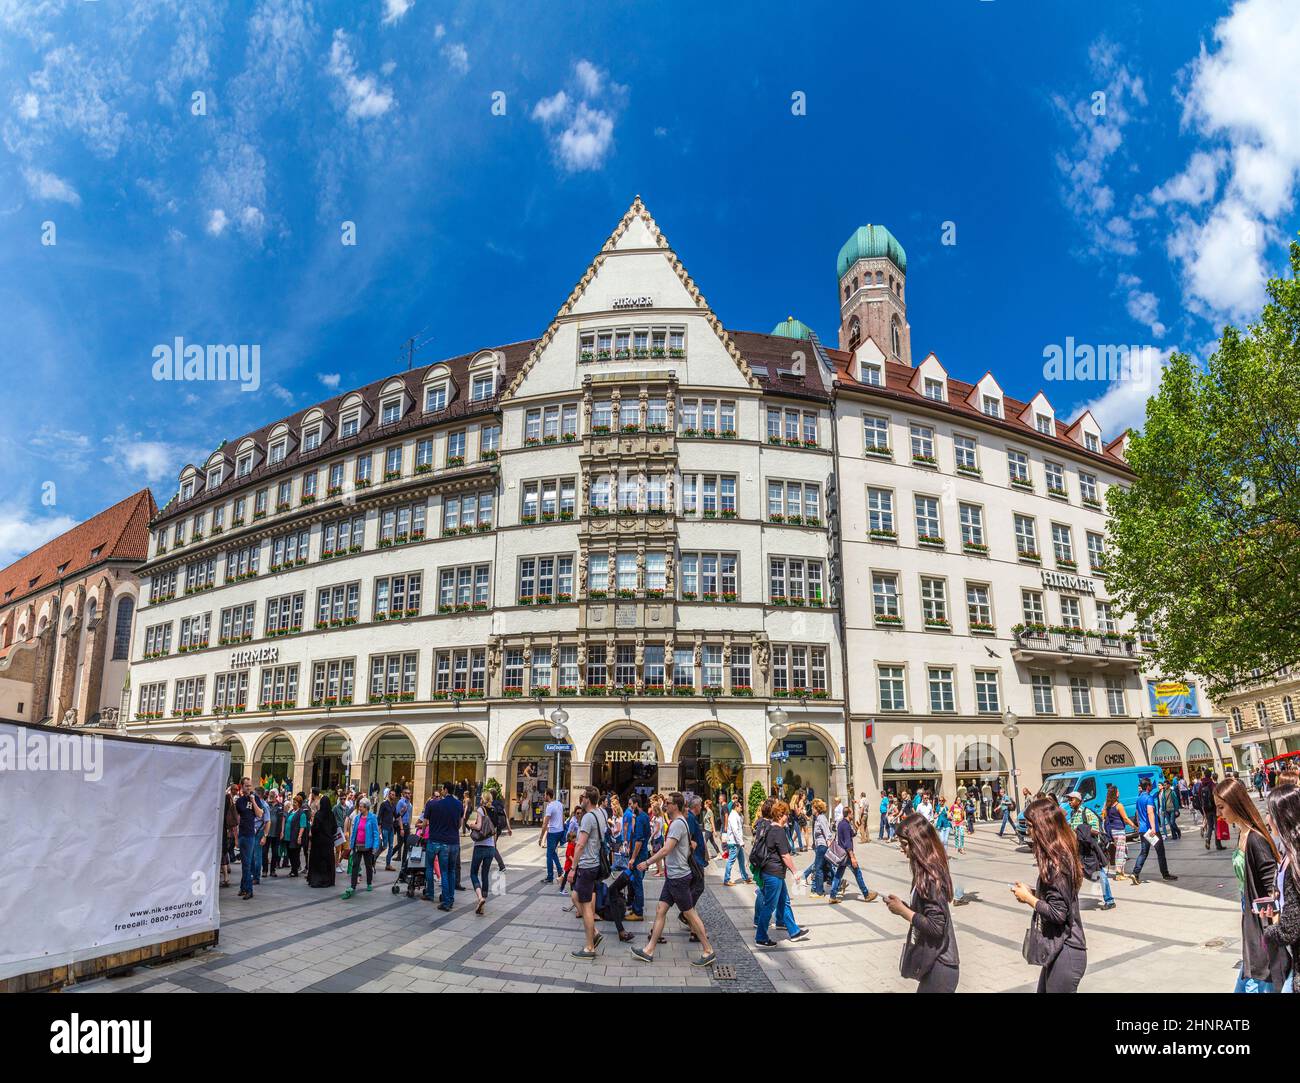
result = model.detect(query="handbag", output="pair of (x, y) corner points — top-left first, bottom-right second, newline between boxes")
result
(1021, 912), (1060, 967)
(900, 922), (942, 981)
(1216, 818), (1231, 842)
(825, 837), (848, 867)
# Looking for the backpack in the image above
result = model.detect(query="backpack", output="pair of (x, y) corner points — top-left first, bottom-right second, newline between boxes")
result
(592, 809), (611, 879)
(749, 820), (772, 875)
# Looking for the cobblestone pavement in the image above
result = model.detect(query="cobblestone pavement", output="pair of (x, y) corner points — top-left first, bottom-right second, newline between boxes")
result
(72, 811), (1243, 994)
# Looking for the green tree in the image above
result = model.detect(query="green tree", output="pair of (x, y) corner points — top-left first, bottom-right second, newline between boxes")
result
(747, 780), (767, 826)
(1107, 241), (1300, 699)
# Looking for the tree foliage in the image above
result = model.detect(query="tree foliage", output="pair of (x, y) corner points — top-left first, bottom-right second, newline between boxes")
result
(1107, 241), (1300, 698)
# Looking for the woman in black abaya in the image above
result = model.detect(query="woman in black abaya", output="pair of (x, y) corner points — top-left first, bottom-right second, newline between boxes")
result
(307, 795), (337, 888)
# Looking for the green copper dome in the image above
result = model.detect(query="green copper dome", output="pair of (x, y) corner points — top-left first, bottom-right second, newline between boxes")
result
(837, 224), (907, 279)
(771, 315), (813, 340)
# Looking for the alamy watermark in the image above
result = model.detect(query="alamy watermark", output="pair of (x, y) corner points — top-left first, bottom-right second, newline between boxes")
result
(0, 729), (103, 782)
(152, 337), (260, 392)
(1042, 339), (1157, 383)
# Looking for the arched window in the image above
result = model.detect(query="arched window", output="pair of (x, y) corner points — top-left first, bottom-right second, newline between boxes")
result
(843, 283), (851, 301)
(112, 597), (134, 660)
(85, 598), (97, 625)
(851, 276), (858, 292)
(848, 316), (861, 351)
(875, 271), (883, 284)
(890, 319), (901, 358)
(1284, 695), (1295, 724)
(1231, 707), (1243, 732)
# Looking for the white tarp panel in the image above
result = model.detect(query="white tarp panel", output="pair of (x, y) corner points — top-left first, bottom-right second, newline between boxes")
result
(0, 723), (226, 980)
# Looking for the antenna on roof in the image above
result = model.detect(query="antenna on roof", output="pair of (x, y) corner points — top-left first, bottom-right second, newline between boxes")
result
(398, 325), (434, 371)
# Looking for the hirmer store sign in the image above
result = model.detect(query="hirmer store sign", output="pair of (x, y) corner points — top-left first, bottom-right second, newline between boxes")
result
(1040, 569), (1096, 594)
(611, 295), (653, 310)
(230, 646), (279, 669)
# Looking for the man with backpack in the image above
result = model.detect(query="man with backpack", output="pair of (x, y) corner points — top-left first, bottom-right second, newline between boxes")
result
(630, 792), (717, 967)
(569, 786), (609, 961)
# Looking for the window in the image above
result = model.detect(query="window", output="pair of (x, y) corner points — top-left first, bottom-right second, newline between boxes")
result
(878, 665), (906, 711)
(316, 582), (361, 627)
(318, 517), (363, 561)
(471, 371), (495, 401)
(530, 647), (552, 693)
(1086, 531), (1106, 571)
(340, 412), (360, 438)
(111, 597), (134, 660)
(522, 476), (577, 521)
(184, 557), (216, 593)
(236, 453), (253, 478)
(311, 659), (355, 706)
(677, 552), (734, 598)
(270, 528), (310, 569)
(446, 430), (467, 464)
(1031, 674), (1055, 714)
(1105, 677), (1126, 717)
(1084, 432), (1101, 453)
(1035, 413), (1053, 435)
(268, 440), (286, 465)
(481, 423), (501, 456)
(525, 403), (579, 443)
(1284, 696), (1296, 724)
(914, 495), (941, 542)
(434, 648), (488, 694)
(616, 553), (637, 593)
(503, 649), (524, 691)
(766, 479), (820, 522)
(1077, 473), (1100, 507)
(592, 400), (614, 430)
(909, 423), (935, 462)
(425, 384), (447, 413)
(954, 434), (978, 471)
(438, 563), (491, 608)
(928, 668), (955, 712)
(1014, 514), (1038, 558)
(1045, 461), (1066, 496)
(1096, 600), (1117, 634)
(137, 681), (168, 718)
(1070, 676), (1093, 716)
(862, 361), (883, 387)
(959, 503), (984, 547)
(681, 398), (738, 436)
(585, 645), (607, 689)
(557, 646), (579, 690)
(259, 664), (300, 709)
(265, 592), (305, 633)
(966, 583), (992, 628)
(1022, 590), (1045, 625)
(730, 645), (751, 690)
(975, 670), (1000, 713)
(867, 488), (894, 535)
(1059, 596), (1082, 629)
(355, 453), (372, 485)
(214, 671), (249, 710)
(683, 472), (739, 517)
(443, 490), (494, 531)
(1051, 523), (1074, 564)
(381, 398), (402, 426)
(672, 648), (694, 690)
(303, 427), (321, 452)
(302, 470), (317, 499)
(863, 415), (890, 453)
(219, 602), (256, 643)
(767, 556), (821, 603)
(379, 501), (426, 543)
(1231, 706), (1244, 732)
(383, 445), (403, 479)
(982, 394), (1002, 418)
(150, 569), (177, 604)
(517, 555), (572, 603)
(207, 465), (223, 489)
(872, 573), (900, 620)
(1007, 449), (1030, 484)
(646, 398), (667, 429)
(179, 613), (210, 650)
(920, 577), (948, 624)
(369, 652), (419, 701)
(172, 676), (205, 716)
(144, 621), (173, 656)
(923, 377), (945, 401)
(769, 644), (828, 695)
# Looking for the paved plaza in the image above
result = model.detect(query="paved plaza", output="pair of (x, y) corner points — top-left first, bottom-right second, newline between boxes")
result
(73, 816), (1246, 994)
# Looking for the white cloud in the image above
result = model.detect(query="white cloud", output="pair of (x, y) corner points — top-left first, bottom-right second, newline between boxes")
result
(22, 167), (80, 205)
(0, 506), (79, 570)
(1117, 273), (1167, 338)
(318, 372), (341, 389)
(382, 0), (414, 25)
(1151, 149), (1224, 207)
(269, 383), (295, 405)
(442, 42), (469, 75)
(206, 208), (229, 236)
(327, 28), (395, 121)
(113, 440), (182, 482)
(532, 62), (622, 174)
(434, 23), (446, 39)
(1073, 347), (1173, 438)
(16, 92), (38, 120)
(1161, 0), (1300, 320)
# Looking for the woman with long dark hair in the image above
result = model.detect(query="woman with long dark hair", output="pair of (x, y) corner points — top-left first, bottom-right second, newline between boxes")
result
(1012, 797), (1087, 993)
(307, 795), (337, 888)
(885, 813), (959, 992)
(1216, 778), (1290, 992)
(1264, 784), (1300, 991)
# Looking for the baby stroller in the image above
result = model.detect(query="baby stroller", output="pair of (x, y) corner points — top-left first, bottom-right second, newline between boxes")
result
(394, 836), (428, 898)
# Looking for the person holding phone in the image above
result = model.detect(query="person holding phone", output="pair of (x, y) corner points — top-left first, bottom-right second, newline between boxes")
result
(884, 813), (958, 992)
(1215, 778), (1290, 992)
(1011, 798), (1087, 993)
(1264, 784), (1300, 992)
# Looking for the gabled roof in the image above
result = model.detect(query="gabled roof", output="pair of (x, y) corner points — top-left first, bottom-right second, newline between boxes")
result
(0, 489), (156, 611)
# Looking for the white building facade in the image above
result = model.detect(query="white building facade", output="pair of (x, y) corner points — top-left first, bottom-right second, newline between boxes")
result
(125, 200), (847, 816)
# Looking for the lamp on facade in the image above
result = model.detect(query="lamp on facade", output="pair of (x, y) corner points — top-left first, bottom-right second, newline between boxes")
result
(768, 705), (790, 742)
(1001, 709), (1020, 793)
(549, 705), (570, 743)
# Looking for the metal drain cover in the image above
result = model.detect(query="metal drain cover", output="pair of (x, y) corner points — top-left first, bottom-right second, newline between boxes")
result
(1202, 938), (1225, 949)
(713, 964), (737, 981)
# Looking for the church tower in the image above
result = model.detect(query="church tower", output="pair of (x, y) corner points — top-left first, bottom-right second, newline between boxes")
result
(836, 224), (911, 365)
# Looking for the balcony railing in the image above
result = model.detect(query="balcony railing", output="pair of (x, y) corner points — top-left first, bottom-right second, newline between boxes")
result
(1012, 628), (1140, 665)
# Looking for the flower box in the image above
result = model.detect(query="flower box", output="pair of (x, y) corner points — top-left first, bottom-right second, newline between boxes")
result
(643, 684), (665, 696)
(521, 514), (537, 525)
(481, 449), (499, 460)
(616, 589), (636, 599)
(1048, 486), (1069, 500)
(647, 423), (667, 433)
(802, 439), (818, 449)
(1010, 478), (1033, 491)
(963, 541), (989, 554)
(865, 445), (892, 458)
(681, 427), (699, 438)
(668, 348), (685, 358)
(621, 424), (640, 434)
(721, 591), (738, 603)
(558, 685), (578, 696)
(525, 437), (541, 447)
(804, 516), (823, 528)
(191, 533), (204, 543)
(562, 432), (577, 442)
(588, 506), (609, 517)
(252, 510), (267, 521)
(442, 528), (459, 538)
(582, 686), (611, 698)
(348, 544), (362, 554)
(956, 464), (981, 477)
(924, 618), (951, 629)
(383, 471), (402, 482)
(671, 685), (694, 697)
(874, 614), (903, 627)
(231, 517), (245, 527)
(327, 486), (343, 497)
(556, 592), (572, 603)
(703, 591), (719, 602)
(645, 588), (665, 600)
(680, 591), (696, 601)
(378, 539), (393, 549)
(732, 685), (754, 697)
(588, 589), (607, 600)
(535, 594), (552, 605)
(970, 621), (996, 634)
(912, 454), (938, 467)
(720, 509), (738, 520)
(721, 430), (738, 440)
(592, 425), (611, 435)
(869, 529), (897, 541)
(769, 513), (785, 523)
(472, 601), (487, 611)
(1011, 622), (1049, 637)
(415, 464), (433, 475)
(1018, 551), (1041, 563)
(540, 511), (556, 522)
(275, 502), (291, 513)
(447, 455), (465, 468)
(786, 514), (805, 526)
(542, 434), (559, 445)
(301, 494), (316, 505)
(355, 478), (371, 489)
(1082, 498), (1102, 510)
(1057, 558), (1077, 571)
(477, 522), (493, 532)
(918, 534), (945, 547)
(503, 688), (524, 698)
(516, 595), (534, 606)
(784, 437), (802, 448)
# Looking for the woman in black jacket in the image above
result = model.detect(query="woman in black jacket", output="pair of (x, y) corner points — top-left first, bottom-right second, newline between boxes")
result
(1013, 798), (1087, 993)
(885, 813), (959, 992)
(1264, 784), (1300, 991)
(1216, 778), (1290, 991)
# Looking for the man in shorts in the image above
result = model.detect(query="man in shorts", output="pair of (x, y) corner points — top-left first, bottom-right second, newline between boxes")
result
(569, 786), (608, 960)
(630, 791), (716, 967)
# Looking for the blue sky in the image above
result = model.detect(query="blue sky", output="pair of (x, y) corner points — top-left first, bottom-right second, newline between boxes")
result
(2, 0), (1298, 565)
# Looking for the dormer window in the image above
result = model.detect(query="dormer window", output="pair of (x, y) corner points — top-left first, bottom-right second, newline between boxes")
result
(340, 412), (360, 438)
(1035, 414), (1053, 435)
(923, 378), (945, 402)
(269, 440), (287, 465)
(181, 480), (194, 501)
(207, 466), (223, 488)
(1084, 432), (1101, 453)
(425, 385), (447, 413)
(471, 372), (495, 401)
(303, 427), (321, 452)
(982, 395), (1002, 419)
(236, 454), (252, 477)
(381, 398), (402, 426)
(862, 362), (883, 387)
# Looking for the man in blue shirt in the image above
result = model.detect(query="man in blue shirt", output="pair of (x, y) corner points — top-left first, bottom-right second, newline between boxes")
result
(1131, 777), (1177, 884)
(423, 782), (464, 910)
(625, 793), (651, 920)
(395, 788), (412, 865)
(233, 779), (263, 900)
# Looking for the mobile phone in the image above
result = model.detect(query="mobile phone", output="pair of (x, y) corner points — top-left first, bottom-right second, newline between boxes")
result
(1252, 896), (1275, 914)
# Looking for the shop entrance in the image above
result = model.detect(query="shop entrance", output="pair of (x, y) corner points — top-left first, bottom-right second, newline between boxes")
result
(955, 740), (1009, 803)
(311, 733), (348, 793)
(593, 729), (659, 806)
(509, 728), (571, 825)
(882, 740), (940, 798)
(368, 731), (416, 792)
(429, 731), (485, 792)
(257, 736), (294, 788)
(770, 733), (833, 802)
(679, 732), (744, 802)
